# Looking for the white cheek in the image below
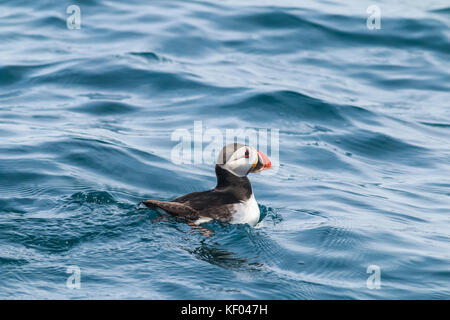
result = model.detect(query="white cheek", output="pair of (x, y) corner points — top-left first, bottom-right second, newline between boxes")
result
(224, 158), (252, 176)
(249, 153), (258, 168)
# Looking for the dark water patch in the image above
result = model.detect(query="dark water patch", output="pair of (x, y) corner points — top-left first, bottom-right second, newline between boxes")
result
(40, 137), (191, 191)
(0, 256), (28, 266)
(31, 114), (62, 121)
(317, 14), (450, 55)
(28, 62), (219, 94)
(323, 130), (432, 166)
(0, 199), (27, 214)
(232, 10), (309, 30)
(79, 92), (131, 101)
(2, 197), (147, 254)
(420, 121), (450, 128)
(216, 9), (450, 54)
(365, 74), (449, 92)
(0, 64), (55, 87)
(0, 171), (53, 186)
(129, 51), (167, 63)
(28, 15), (66, 30)
(430, 7), (450, 14)
(213, 90), (350, 125)
(69, 101), (138, 115)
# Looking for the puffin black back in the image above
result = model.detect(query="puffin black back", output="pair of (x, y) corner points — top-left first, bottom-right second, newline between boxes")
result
(214, 165), (252, 200)
(139, 144), (272, 226)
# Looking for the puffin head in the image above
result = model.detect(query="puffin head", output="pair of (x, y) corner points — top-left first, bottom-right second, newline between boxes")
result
(216, 143), (272, 177)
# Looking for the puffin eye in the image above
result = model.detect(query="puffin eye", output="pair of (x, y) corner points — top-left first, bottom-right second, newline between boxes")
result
(244, 150), (249, 158)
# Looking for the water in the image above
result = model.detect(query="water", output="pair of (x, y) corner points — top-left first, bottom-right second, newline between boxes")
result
(1, 0), (449, 299)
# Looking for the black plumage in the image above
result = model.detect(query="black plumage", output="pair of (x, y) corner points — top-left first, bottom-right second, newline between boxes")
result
(139, 165), (253, 222)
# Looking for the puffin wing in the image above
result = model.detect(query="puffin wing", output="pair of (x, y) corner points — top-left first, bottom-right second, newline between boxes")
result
(173, 190), (238, 222)
(140, 189), (240, 222)
(140, 200), (199, 220)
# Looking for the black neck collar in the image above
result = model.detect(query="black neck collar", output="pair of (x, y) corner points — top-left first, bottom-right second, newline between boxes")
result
(214, 165), (252, 200)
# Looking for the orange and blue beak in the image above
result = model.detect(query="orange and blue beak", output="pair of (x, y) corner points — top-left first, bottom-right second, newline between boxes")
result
(250, 150), (272, 173)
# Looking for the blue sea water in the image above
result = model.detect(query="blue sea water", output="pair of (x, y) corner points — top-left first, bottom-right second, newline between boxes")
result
(0, 0), (449, 299)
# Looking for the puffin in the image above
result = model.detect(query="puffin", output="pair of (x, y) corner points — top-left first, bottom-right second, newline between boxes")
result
(138, 143), (272, 226)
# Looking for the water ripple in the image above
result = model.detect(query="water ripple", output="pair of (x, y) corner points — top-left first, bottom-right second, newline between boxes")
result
(1, 0), (449, 299)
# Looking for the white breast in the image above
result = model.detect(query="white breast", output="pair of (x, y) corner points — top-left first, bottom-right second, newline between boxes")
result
(229, 194), (260, 227)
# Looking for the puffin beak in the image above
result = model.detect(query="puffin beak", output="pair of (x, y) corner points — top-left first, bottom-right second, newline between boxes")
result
(250, 150), (272, 173)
